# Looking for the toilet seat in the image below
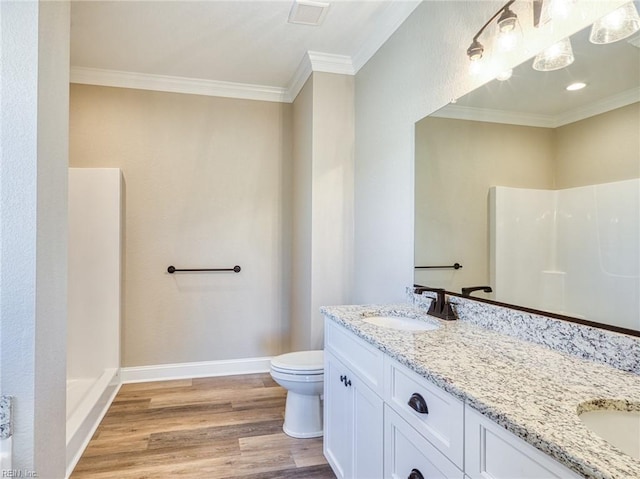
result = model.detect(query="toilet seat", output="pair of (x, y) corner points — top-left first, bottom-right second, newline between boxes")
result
(270, 350), (324, 375)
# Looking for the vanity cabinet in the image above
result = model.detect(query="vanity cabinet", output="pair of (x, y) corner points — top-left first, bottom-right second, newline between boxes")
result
(324, 319), (581, 479)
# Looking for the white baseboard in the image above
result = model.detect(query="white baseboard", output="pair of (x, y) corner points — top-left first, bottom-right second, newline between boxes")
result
(120, 356), (272, 384)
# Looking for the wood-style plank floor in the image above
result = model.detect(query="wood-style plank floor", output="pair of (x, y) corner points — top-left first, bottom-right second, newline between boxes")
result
(71, 373), (336, 479)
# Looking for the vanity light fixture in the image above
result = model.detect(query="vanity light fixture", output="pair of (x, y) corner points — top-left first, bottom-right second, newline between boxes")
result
(497, 6), (518, 32)
(532, 36), (574, 71)
(466, 0), (517, 62)
(566, 82), (586, 91)
(589, 1), (640, 44)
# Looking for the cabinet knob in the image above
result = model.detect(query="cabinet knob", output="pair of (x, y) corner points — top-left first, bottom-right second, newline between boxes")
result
(408, 393), (429, 414)
(345, 378), (352, 387)
(340, 375), (346, 384)
(408, 468), (424, 479)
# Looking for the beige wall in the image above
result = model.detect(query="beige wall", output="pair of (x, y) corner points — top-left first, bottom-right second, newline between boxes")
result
(70, 84), (292, 367)
(309, 72), (354, 349)
(414, 118), (555, 292)
(555, 102), (640, 188)
(291, 77), (313, 351)
(290, 72), (355, 351)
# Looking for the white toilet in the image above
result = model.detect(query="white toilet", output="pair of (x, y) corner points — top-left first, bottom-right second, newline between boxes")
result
(270, 350), (324, 438)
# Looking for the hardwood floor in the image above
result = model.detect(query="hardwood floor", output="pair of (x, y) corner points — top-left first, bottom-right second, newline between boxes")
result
(71, 373), (336, 478)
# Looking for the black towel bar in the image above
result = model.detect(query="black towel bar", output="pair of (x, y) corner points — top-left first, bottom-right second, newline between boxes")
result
(415, 263), (463, 270)
(167, 265), (241, 273)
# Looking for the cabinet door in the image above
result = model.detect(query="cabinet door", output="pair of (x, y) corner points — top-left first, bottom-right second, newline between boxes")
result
(324, 350), (384, 479)
(324, 351), (353, 479)
(353, 371), (383, 479)
(465, 407), (582, 479)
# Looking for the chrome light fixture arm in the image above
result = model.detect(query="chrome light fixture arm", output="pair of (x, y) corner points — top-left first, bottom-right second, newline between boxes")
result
(466, 0), (517, 61)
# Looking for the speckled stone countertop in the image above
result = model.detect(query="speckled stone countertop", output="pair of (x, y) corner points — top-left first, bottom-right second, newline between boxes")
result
(0, 396), (12, 439)
(320, 303), (640, 479)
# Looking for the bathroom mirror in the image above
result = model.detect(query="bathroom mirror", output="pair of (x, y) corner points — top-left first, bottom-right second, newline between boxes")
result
(414, 23), (640, 335)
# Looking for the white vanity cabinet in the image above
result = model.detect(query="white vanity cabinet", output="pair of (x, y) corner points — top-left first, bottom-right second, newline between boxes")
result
(465, 407), (582, 479)
(323, 319), (582, 479)
(324, 322), (384, 479)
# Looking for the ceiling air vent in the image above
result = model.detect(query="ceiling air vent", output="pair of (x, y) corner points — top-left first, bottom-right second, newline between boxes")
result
(288, 0), (330, 26)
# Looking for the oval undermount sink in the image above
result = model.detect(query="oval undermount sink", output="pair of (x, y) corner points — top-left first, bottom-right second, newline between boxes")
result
(578, 408), (640, 459)
(362, 315), (439, 331)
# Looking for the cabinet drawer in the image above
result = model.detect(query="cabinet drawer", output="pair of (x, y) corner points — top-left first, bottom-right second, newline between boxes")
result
(325, 319), (383, 394)
(465, 407), (582, 479)
(385, 405), (464, 479)
(384, 357), (464, 469)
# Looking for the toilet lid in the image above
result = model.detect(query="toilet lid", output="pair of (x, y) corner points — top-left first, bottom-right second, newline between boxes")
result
(271, 350), (324, 373)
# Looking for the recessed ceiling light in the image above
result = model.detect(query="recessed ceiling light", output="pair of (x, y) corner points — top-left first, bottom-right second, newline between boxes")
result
(288, 0), (330, 26)
(566, 82), (587, 91)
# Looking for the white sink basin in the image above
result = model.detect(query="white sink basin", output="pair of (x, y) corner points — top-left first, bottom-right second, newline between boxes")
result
(362, 315), (439, 331)
(579, 409), (640, 459)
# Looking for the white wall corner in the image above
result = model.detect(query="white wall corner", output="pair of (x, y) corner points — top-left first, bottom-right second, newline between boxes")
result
(70, 66), (289, 103)
(351, 0), (422, 72)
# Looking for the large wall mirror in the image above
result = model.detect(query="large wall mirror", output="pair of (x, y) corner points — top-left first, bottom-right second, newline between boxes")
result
(414, 20), (639, 335)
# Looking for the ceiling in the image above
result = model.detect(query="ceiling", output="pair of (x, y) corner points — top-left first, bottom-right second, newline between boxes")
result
(70, 0), (420, 101)
(434, 2), (640, 127)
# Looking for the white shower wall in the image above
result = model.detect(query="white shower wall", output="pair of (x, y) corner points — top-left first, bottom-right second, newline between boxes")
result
(491, 179), (640, 330)
(66, 168), (122, 474)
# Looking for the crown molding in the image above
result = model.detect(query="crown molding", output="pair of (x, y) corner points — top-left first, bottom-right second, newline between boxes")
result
(307, 51), (355, 75)
(285, 51), (356, 102)
(431, 87), (640, 128)
(70, 67), (290, 103)
(71, 55), (356, 105)
(430, 104), (556, 128)
(287, 53), (315, 102)
(554, 87), (640, 127)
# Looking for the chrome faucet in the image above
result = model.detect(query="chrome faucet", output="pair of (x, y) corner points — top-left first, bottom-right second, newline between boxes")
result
(413, 285), (457, 321)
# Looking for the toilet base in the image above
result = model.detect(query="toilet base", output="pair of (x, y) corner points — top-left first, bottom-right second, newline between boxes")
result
(282, 391), (323, 439)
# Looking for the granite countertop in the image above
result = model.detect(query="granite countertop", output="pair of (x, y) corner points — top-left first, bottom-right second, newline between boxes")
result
(320, 303), (640, 479)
